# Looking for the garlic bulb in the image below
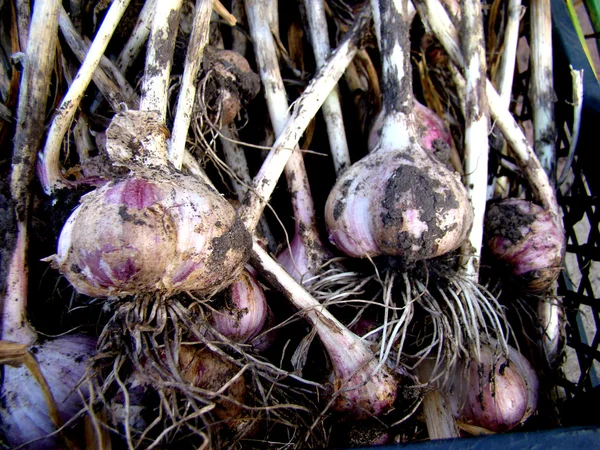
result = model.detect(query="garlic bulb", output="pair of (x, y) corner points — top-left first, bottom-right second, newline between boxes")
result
(50, 172), (250, 298)
(484, 198), (565, 292)
(0, 335), (96, 449)
(48, 110), (251, 298)
(325, 141), (472, 260)
(211, 268), (270, 346)
(448, 344), (539, 433)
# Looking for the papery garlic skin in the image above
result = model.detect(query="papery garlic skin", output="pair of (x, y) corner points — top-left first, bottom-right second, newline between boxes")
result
(211, 269), (269, 344)
(0, 335), (96, 449)
(325, 144), (472, 260)
(448, 344), (539, 433)
(484, 199), (565, 292)
(51, 172), (251, 298)
(368, 101), (453, 162)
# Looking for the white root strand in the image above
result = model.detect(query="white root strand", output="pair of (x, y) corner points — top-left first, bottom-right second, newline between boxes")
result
(304, 0), (351, 175)
(4, 0), (61, 345)
(116, 0), (157, 73)
(139, 0), (183, 117)
(239, 8), (369, 231)
(415, 0), (559, 220)
(41, 0), (130, 194)
(459, 0), (489, 280)
(530, 0), (556, 183)
(169, 0), (212, 170)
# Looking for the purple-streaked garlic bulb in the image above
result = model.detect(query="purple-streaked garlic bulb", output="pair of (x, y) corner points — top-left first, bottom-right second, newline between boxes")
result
(325, 0), (472, 261)
(211, 268), (271, 347)
(448, 344), (539, 433)
(50, 173), (250, 298)
(0, 335), (96, 449)
(368, 101), (453, 163)
(47, 111), (251, 298)
(325, 144), (472, 260)
(484, 199), (565, 292)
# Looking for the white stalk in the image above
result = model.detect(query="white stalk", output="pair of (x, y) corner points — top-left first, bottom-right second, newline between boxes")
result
(4, 0), (61, 345)
(250, 239), (397, 417)
(169, 0), (212, 170)
(459, 0), (489, 280)
(40, 0), (130, 194)
(557, 67), (584, 186)
(530, 0), (556, 184)
(58, 7), (138, 111)
(220, 126), (277, 251)
(116, 0), (157, 73)
(494, 0), (523, 110)
(415, 0), (559, 221)
(246, 0), (328, 281)
(304, 0), (351, 175)
(491, 0), (522, 196)
(139, 0), (183, 117)
(238, 7), (370, 232)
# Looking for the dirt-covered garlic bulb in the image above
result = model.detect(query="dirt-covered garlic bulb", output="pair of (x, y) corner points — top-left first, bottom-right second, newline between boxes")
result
(47, 110), (251, 297)
(325, 144), (472, 260)
(484, 198), (565, 292)
(325, 0), (472, 262)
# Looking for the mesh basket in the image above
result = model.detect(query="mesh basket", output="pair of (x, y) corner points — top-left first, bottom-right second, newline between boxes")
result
(552, 0), (600, 429)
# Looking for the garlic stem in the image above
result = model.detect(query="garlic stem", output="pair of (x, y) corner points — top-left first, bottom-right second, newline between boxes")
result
(415, 0), (559, 220)
(530, 0), (556, 185)
(169, 0), (212, 170)
(494, 0), (523, 111)
(557, 67), (584, 186)
(250, 239), (397, 416)
(116, 0), (157, 74)
(15, 0), (30, 51)
(139, 0), (183, 118)
(304, 0), (351, 175)
(230, 0), (248, 56)
(458, 0), (489, 280)
(41, 0), (130, 194)
(246, 0), (327, 280)
(220, 125), (277, 252)
(57, 6), (138, 112)
(238, 7), (370, 232)
(4, 0), (61, 345)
